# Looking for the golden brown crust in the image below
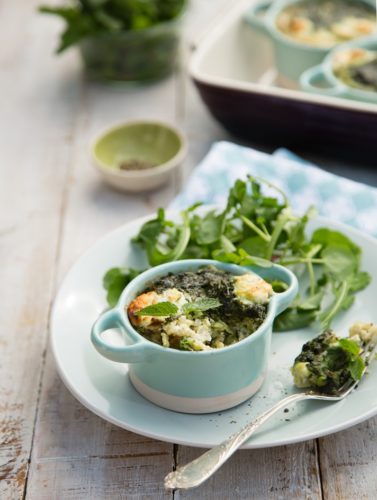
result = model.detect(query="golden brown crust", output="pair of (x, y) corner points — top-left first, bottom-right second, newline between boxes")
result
(128, 291), (159, 328)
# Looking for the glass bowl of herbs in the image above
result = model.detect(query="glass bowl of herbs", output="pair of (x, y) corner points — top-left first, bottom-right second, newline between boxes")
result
(39, 0), (187, 84)
(91, 120), (187, 192)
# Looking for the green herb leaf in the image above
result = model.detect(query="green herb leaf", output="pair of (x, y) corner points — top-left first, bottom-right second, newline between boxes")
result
(192, 210), (223, 245)
(269, 280), (288, 293)
(135, 210), (190, 266)
(182, 298), (221, 314)
(326, 345), (351, 371)
(322, 246), (357, 278)
(320, 280), (350, 328)
(135, 302), (178, 317)
(179, 337), (195, 351)
(226, 179), (247, 208)
(348, 271), (371, 292)
(239, 236), (269, 258)
(103, 267), (141, 307)
(274, 309), (317, 331)
(297, 291), (324, 311)
(135, 298), (221, 317)
(311, 228), (361, 257)
(349, 357), (365, 381)
(339, 338), (361, 356)
(213, 248), (272, 268)
(340, 294), (355, 311)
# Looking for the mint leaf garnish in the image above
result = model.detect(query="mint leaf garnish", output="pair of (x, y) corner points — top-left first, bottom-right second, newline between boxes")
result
(135, 302), (178, 317)
(339, 338), (360, 356)
(182, 298), (221, 314)
(349, 357), (365, 381)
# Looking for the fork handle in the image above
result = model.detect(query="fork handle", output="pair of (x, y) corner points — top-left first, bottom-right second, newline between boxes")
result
(165, 392), (308, 490)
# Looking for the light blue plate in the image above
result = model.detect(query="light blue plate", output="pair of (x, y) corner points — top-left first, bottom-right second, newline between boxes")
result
(51, 211), (377, 448)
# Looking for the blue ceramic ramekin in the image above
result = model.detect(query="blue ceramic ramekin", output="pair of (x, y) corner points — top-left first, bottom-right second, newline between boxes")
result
(301, 35), (377, 103)
(91, 259), (298, 413)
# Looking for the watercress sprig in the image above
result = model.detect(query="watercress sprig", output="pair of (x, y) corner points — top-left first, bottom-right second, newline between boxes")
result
(104, 176), (371, 331)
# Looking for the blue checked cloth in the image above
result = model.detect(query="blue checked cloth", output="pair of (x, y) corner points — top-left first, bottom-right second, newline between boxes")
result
(170, 141), (377, 236)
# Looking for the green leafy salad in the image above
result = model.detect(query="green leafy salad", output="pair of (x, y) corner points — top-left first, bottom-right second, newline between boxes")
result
(103, 176), (371, 331)
(291, 322), (377, 394)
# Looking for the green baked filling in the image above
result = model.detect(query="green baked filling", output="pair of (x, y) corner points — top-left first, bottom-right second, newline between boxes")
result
(335, 56), (377, 91)
(277, 0), (375, 45)
(154, 266), (266, 327)
(291, 330), (364, 394)
(132, 266), (269, 351)
(282, 0), (374, 28)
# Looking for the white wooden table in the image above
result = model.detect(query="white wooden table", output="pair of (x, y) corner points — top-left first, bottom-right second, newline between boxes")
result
(1, 1), (377, 498)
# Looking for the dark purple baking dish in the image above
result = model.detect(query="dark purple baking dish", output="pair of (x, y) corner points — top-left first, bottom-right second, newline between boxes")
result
(188, 1), (377, 163)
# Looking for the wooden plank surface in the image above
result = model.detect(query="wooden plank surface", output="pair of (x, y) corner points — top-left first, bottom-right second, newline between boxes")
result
(175, 442), (322, 500)
(26, 358), (173, 500)
(1, 0), (377, 499)
(0, 1), (81, 498)
(318, 418), (377, 499)
(25, 63), (179, 500)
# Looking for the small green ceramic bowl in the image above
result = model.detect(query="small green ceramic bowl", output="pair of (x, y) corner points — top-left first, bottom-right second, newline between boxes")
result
(91, 120), (187, 192)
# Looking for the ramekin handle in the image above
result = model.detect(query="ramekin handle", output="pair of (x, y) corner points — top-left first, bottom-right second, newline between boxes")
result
(273, 268), (299, 316)
(300, 65), (344, 97)
(243, 0), (272, 33)
(91, 309), (153, 363)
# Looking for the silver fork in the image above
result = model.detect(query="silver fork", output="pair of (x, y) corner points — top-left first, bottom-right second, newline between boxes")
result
(165, 340), (377, 490)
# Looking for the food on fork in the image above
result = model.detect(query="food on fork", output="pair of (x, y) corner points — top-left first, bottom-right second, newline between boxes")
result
(291, 322), (377, 394)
